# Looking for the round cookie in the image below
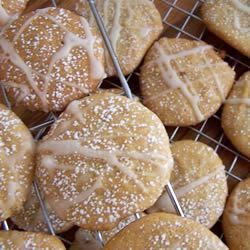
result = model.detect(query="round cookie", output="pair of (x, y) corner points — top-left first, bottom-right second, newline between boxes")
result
(36, 92), (173, 230)
(140, 38), (235, 126)
(0, 104), (35, 221)
(64, 0), (163, 76)
(0, 7), (105, 112)
(104, 213), (228, 250)
(201, 0), (250, 57)
(70, 213), (145, 250)
(0, 0), (29, 28)
(147, 140), (228, 228)
(0, 230), (65, 249)
(223, 178), (250, 250)
(11, 185), (73, 234)
(222, 71), (250, 158)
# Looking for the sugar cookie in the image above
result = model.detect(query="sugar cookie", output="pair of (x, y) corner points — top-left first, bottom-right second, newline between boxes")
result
(70, 213), (145, 250)
(12, 185), (73, 234)
(0, 7), (105, 112)
(0, 0), (29, 28)
(222, 71), (250, 158)
(36, 92), (173, 230)
(140, 38), (235, 126)
(223, 178), (250, 250)
(66, 0), (163, 76)
(0, 104), (35, 221)
(147, 140), (228, 228)
(0, 230), (65, 249)
(201, 0), (250, 57)
(104, 213), (228, 250)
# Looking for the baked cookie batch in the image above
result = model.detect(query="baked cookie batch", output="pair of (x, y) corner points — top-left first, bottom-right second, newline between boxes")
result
(0, 0), (249, 249)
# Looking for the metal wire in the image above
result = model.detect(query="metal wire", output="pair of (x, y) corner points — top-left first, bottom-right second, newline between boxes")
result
(0, 0), (248, 246)
(87, 0), (133, 99)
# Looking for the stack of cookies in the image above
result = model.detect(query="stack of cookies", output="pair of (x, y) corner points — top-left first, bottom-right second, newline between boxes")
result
(0, 0), (249, 249)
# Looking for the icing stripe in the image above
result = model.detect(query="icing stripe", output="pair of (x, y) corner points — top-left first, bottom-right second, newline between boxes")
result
(201, 54), (225, 100)
(233, 11), (250, 32)
(0, 0), (10, 25)
(149, 166), (225, 213)
(231, 0), (250, 14)
(47, 177), (103, 218)
(225, 98), (250, 105)
(0, 37), (49, 110)
(38, 139), (172, 192)
(155, 42), (205, 121)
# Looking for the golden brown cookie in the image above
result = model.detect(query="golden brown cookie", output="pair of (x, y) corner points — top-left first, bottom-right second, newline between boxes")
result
(36, 92), (173, 230)
(0, 104), (35, 221)
(140, 38), (235, 126)
(0, 7), (105, 112)
(0, 0), (29, 28)
(11, 185), (73, 234)
(0, 230), (65, 249)
(201, 0), (250, 57)
(147, 140), (228, 228)
(223, 178), (250, 250)
(104, 213), (228, 250)
(222, 71), (250, 158)
(62, 0), (163, 76)
(70, 213), (145, 250)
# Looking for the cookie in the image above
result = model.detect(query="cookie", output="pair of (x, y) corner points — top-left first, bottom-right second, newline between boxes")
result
(104, 213), (228, 250)
(11, 185), (73, 234)
(63, 0), (163, 76)
(0, 0), (29, 28)
(0, 230), (65, 249)
(0, 104), (35, 221)
(70, 213), (145, 250)
(0, 7), (105, 112)
(201, 0), (250, 57)
(36, 92), (173, 230)
(222, 178), (250, 250)
(140, 38), (235, 126)
(222, 71), (250, 158)
(147, 140), (228, 228)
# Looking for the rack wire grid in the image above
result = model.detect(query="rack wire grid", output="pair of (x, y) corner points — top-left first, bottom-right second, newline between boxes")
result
(0, 0), (249, 247)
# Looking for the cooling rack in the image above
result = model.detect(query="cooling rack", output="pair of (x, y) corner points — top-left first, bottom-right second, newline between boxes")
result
(0, 0), (249, 247)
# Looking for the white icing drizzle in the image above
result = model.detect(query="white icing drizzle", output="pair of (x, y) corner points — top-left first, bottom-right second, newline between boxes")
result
(39, 12), (106, 80)
(201, 54), (225, 100)
(38, 139), (171, 192)
(155, 42), (206, 121)
(140, 26), (152, 38)
(2, 81), (30, 102)
(233, 11), (250, 32)
(0, 0), (10, 25)
(48, 177), (103, 217)
(0, 8), (105, 111)
(231, 0), (250, 14)
(66, 100), (85, 123)
(13, 12), (41, 42)
(231, 0), (250, 32)
(109, 0), (122, 53)
(0, 37), (49, 110)
(149, 166), (225, 213)
(228, 186), (250, 226)
(225, 98), (250, 105)
(101, 0), (122, 73)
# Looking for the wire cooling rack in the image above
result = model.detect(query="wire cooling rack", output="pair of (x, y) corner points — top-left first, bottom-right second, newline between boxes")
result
(0, 0), (249, 247)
